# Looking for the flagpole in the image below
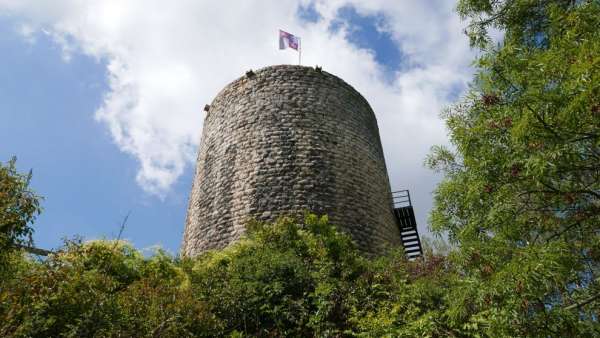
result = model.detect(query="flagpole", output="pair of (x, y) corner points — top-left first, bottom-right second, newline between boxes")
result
(298, 38), (301, 65)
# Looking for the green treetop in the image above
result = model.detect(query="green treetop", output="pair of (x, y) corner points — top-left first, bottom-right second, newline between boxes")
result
(0, 157), (42, 270)
(427, 0), (599, 336)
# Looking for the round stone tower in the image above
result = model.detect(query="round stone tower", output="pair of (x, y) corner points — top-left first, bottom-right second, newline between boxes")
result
(182, 65), (400, 256)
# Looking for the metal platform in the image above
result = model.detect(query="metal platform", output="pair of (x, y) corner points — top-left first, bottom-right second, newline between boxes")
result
(392, 190), (423, 259)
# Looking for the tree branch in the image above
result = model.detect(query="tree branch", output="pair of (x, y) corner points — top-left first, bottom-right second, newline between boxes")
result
(16, 244), (53, 256)
(565, 292), (600, 311)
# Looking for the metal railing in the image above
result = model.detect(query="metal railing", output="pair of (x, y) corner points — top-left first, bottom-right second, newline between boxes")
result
(391, 189), (412, 208)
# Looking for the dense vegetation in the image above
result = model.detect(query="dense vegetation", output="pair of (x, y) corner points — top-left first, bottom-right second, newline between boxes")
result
(426, 0), (599, 335)
(0, 157), (41, 276)
(1, 214), (455, 337)
(1, 0), (598, 336)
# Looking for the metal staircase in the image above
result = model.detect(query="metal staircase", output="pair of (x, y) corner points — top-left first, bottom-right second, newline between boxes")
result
(392, 190), (423, 259)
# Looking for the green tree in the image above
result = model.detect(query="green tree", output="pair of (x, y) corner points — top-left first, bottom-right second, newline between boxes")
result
(427, 0), (599, 336)
(0, 157), (42, 270)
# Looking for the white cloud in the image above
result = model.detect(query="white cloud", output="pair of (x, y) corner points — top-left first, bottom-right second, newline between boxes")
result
(0, 0), (474, 227)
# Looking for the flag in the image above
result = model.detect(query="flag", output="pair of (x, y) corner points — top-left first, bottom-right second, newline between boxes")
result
(279, 30), (299, 51)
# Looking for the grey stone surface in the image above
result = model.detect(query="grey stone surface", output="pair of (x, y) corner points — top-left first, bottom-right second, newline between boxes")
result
(182, 65), (400, 256)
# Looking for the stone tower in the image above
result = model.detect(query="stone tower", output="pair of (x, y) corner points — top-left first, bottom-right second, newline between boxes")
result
(182, 65), (401, 256)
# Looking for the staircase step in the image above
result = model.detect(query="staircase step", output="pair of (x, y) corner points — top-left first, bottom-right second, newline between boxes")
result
(401, 237), (419, 242)
(403, 243), (421, 249)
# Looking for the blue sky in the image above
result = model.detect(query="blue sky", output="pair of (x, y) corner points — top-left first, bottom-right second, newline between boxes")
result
(0, 18), (192, 253)
(0, 1), (473, 254)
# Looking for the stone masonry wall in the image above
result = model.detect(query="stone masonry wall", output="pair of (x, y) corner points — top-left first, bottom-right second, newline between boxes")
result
(182, 65), (400, 256)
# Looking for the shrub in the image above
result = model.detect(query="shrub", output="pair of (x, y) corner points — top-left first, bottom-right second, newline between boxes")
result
(0, 215), (458, 337)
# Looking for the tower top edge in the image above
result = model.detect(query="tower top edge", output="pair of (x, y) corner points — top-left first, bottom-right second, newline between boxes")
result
(210, 64), (371, 108)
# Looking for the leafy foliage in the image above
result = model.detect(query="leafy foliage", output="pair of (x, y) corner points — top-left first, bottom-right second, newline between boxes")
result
(427, 0), (600, 336)
(1, 216), (455, 337)
(1, 240), (218, 337)
(0, 157), (41, 273)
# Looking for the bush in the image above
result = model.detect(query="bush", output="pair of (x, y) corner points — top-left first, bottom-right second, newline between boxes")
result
(0, 215), (457, 337)
(0, 240), (219, 337)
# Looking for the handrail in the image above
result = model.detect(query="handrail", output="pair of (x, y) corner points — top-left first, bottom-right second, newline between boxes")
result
(391, 189), (412, 207)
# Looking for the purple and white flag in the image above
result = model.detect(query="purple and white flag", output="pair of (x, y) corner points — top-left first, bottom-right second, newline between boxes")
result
(279, 30), (299, 51)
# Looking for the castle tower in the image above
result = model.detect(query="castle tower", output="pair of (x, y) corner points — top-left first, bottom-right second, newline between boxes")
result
(182, 65), (401, 256)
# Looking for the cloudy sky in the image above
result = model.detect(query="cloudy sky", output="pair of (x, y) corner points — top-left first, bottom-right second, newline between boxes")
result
(0, 1), (474, 254)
